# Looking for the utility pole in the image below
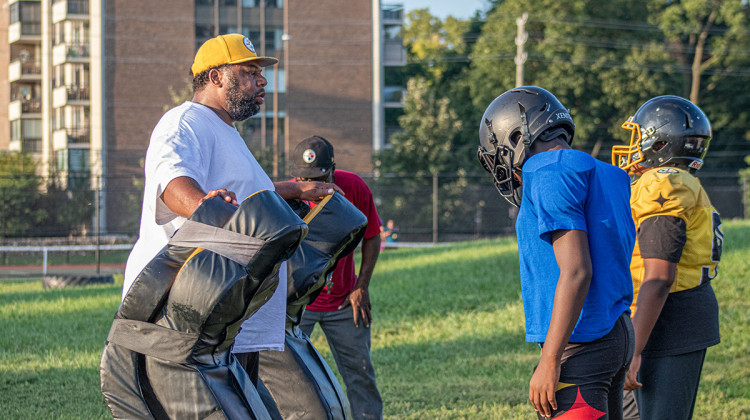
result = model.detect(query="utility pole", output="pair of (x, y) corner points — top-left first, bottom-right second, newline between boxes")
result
(515, 13), (528, 87)
(432, 173), (438, 244)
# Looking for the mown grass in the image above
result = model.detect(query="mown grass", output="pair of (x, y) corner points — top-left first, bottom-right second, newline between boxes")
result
(1, 220), (749, 419)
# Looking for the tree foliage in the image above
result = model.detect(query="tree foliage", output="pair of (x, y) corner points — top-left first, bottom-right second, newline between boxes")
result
(0, 152), (95, 238)
(385, 0), (749, 175)
(0, 153), (45, 238)
(377, 77), (462, 176)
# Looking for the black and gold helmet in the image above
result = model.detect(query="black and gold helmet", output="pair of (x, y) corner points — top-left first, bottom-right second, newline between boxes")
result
(477, 86), (575, 207)
(612, 95), (712, 172)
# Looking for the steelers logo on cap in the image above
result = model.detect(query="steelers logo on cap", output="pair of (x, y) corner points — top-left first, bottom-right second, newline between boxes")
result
(302, 149), (316, 164)
(243, 37), (256, 53)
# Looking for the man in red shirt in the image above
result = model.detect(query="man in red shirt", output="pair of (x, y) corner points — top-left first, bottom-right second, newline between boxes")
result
(291, 136), (383, 420)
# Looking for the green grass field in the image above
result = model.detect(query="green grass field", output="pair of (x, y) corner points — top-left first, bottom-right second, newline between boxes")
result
(1, 221), (749, 419)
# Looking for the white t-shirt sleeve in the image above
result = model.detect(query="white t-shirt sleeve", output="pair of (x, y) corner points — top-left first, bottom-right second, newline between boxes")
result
(145, 115), (211, 225)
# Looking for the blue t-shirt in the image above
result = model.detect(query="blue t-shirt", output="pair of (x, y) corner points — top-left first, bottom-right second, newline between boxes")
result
(516, 149), (635, 343)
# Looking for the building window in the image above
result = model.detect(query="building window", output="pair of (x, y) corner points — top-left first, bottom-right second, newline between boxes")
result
(69, 149), (90, 172)
(23, 119), (42, 140)
(10, 1), (41, 35)
(264, 68), (285, 93)
(56, 149), (67, 172)
(11, 120), (21, 141)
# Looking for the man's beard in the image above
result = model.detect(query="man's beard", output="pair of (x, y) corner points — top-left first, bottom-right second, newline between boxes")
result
(225, 74), (261, 121)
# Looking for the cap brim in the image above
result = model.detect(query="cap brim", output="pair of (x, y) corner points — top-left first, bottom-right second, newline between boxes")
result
(230, 56), (279, 67)
(293, 166), (334, 179)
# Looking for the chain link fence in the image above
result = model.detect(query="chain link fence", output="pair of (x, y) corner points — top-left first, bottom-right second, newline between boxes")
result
(361, 171), (745, 243)
(1, 171), (745, 242)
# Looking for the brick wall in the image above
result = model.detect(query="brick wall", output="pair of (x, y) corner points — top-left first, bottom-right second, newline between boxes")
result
(104, 0), (195, 231)
(286, 0), (374, 174)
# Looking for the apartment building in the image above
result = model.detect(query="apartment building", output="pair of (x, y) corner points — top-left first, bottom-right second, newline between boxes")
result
(1, 0), (405, 234)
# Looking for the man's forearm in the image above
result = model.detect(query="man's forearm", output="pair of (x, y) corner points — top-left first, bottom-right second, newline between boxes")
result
(355, 235), (381, 289)
(543, 272), (590, 360)
(162, 176), (207, 218)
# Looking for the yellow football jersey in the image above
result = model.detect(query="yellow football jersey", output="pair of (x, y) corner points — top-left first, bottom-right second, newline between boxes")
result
(630, 167), (723, 308)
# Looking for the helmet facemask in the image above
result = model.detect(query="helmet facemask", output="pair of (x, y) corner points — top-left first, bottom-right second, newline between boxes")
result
(477, 118), (523, 207)
(611, 118), (645, 170)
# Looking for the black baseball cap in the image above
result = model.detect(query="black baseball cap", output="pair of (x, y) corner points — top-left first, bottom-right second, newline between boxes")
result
(292, 136), (335, 179)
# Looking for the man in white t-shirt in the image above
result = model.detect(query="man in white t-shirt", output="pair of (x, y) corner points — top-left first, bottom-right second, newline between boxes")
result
(123, 34), (341, 385)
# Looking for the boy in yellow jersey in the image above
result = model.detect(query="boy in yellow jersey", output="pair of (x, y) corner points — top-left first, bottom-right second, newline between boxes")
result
(612, 96), (722, 420)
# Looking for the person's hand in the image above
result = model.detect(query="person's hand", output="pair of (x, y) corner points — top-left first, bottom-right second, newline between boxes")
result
(296, 181), (344, 202)
(339, 287), (372, 328)
(624, 353), (643, 391)
(199, 188), (238, 206)
(529, 355), (560, 419)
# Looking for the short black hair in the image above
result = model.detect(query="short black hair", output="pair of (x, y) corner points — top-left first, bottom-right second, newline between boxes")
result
(191, 63), (230, 93)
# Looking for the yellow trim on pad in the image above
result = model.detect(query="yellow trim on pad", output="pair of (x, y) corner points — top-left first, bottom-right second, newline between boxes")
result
(176, 248), (205, 278)
(303, 194), (334, 224)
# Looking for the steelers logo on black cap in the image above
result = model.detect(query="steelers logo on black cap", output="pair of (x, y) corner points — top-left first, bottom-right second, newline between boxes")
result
(303, 149), (316, 164)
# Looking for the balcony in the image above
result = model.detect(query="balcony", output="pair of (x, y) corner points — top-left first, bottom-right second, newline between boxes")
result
(382, 4), (404, 23)
(8, 21), (42, 44)
(52, 42), (90, 66)
(9, 138), (42, 154)
(53, 85), (90, 108)
(53, 126), (90, 150)
(383, 86), (406, 108)
(9, 60), (41, 82)
(52, 0), (89, 23)
(383, 39), (406, 66)
(9, 98), (42, 120)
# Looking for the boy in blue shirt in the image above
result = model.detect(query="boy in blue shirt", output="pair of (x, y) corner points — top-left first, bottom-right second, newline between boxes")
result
(478, 86), (636, 419)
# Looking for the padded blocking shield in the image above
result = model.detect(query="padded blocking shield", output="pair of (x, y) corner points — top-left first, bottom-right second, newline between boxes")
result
(259, 193), (367, 420)
(101, 191), (307, 420)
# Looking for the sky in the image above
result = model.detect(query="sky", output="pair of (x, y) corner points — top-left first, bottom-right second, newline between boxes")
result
(398, 0), (489, 20)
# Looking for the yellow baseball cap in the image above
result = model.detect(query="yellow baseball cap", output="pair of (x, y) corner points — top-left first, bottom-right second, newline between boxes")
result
(191, 34), (279, 76)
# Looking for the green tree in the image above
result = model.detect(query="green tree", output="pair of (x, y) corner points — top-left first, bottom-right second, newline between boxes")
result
(401, 9), (472, 83)
(381, 8), (481, 174)
(648, 0), (750, 104)
(37, 175), (94, 236)
(374, 10), (490, 238)
(378, 77), (462, 176)
(468, 0), (750, 170)
(469, 0), (662, 159)
(645, 0), (750, 172)
(0, 152), (45, 238)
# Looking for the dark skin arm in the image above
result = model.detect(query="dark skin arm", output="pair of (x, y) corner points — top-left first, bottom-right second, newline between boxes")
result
(529, 229), (592, 419)
(273, 181), (344, 202)
(624, 258), (676, 391)
(162, 176), (237, 218)
(339, 234), (381, 328)
(161, 177), (342, 218)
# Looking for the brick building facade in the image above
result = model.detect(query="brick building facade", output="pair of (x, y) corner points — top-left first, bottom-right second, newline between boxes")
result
(1, 0), (404, 234)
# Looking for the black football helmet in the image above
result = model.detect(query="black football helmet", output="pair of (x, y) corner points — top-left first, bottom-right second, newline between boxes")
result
(612, 95), (712, 172)
(477, 86), (575, 207)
